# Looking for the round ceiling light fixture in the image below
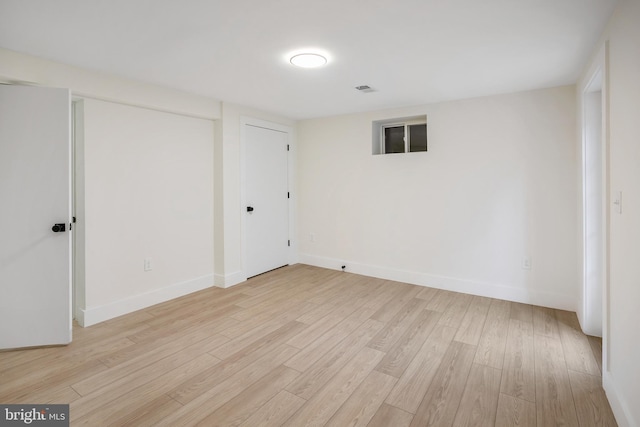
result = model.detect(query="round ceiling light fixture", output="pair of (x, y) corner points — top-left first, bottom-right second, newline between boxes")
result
(289, 53), (328, 68)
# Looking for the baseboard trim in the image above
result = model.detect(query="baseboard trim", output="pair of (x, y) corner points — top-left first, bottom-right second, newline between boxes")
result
(213, 273), (225, 287)
(214, 271), (245, 288)
(603, 371), (635, 427)
(74, 307), (85, 327)
(79, 274), (215, 327)
(299, 253), (575, 311)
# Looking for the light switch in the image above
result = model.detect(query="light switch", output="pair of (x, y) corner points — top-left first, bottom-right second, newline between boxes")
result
(613, 191), (622, 214)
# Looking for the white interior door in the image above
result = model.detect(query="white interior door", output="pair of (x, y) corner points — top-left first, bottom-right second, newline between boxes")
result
(0, 84), (72, 350)
(245, 124), (289, 278)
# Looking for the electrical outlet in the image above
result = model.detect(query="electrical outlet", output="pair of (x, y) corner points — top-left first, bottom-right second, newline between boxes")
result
(310, 233), (316, 242)
(522, 256), (532, 270)
(144, 257), (153, 271)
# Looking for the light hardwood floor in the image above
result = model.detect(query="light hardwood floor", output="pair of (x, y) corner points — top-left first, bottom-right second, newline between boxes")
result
(0, 265), (617, 426)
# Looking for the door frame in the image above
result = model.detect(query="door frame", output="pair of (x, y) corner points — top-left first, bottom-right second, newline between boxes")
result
(578, 42), (609, 370)
(240, 116), (296, 280)
(72, 98), (85, 324)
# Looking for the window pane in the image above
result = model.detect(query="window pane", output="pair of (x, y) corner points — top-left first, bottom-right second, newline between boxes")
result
(384, 126), (405, 153)
(409, 124), (427, 152)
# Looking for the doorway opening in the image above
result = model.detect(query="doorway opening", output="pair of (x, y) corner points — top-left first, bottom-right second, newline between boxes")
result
(580, 43), (610, 377)
(582, 72), (604, 339)
(577, 42), (611, 378)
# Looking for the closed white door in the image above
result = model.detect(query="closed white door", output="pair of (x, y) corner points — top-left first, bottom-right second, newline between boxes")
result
(245, 124), (289, 278)
(0, 85), (72, 350)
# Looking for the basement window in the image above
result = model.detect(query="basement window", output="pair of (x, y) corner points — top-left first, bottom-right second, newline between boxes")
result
(372, 115), (427, 155)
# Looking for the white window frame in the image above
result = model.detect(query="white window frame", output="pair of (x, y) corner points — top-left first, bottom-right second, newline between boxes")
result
(381, 119), (427, 154)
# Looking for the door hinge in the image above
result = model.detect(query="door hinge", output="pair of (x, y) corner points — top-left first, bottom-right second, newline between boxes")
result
(288, 240), (291, 247)
(287, 192), (290, 199)
(287, 144), (290, 151)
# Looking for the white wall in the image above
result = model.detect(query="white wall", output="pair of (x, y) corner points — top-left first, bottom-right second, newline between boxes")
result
(582, 0), (640, 425)
(0, 48), (219, 119)
(298, 86), (578, 310)
(77, 98), (215, 325)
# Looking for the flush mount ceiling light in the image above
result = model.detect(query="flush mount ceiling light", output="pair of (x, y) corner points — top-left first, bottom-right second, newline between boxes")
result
(289, 53), (327, 68)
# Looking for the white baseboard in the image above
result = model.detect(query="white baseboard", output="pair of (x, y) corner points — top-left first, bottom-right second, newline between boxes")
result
(213, 273), (225, 287)
(79, 274), (215, 327)
(75, 308), (85, 327)
(299, 253), (576, 311)
(603, 371), (635, 427)
(214, 270), (245, 288)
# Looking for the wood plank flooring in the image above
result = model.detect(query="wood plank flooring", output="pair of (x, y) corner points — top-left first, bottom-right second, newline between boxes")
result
(0, 265), (617, 426)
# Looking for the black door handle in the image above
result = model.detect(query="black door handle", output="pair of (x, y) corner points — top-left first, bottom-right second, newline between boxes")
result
(52, 223), (66, 233)
(247, 206), (254, 212)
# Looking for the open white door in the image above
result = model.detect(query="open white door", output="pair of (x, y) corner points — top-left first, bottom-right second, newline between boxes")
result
(245, 124), (289, 278)
(0, 84), (72, 350)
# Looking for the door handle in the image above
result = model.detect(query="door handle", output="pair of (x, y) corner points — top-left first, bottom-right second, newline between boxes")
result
(247, 206), (254, 212)
(51, 223), (66, 233)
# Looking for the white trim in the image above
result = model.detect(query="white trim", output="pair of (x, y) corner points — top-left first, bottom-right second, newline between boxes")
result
(214, 273), (225, 287)
(603, 372), (635, 427)
(241, 117), (292, 133)
(577, 41), (611, 379)
(579, 42), (608, 337)
(214, 271), (245, 288)
(240, 116), (296, 279)
(372, 114), (427, 155)
(74, 308), (85, 328)
(76, 93), (215, 121)
(299, 254), (576, 311)
(78, 274), (214, 327)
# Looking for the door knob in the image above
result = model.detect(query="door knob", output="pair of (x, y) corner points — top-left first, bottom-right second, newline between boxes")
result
(247, 206), (254, 212)
(51, 223), (66, 233)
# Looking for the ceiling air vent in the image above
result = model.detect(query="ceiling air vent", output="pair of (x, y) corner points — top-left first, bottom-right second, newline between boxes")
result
(355, 85), (375, 93)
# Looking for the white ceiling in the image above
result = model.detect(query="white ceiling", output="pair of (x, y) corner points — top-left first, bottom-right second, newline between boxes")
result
(0, 0), (617, 119)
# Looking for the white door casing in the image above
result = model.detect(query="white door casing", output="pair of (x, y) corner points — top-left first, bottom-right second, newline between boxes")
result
(244, 123), (289, 278)
(0, 84), (72, 349)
